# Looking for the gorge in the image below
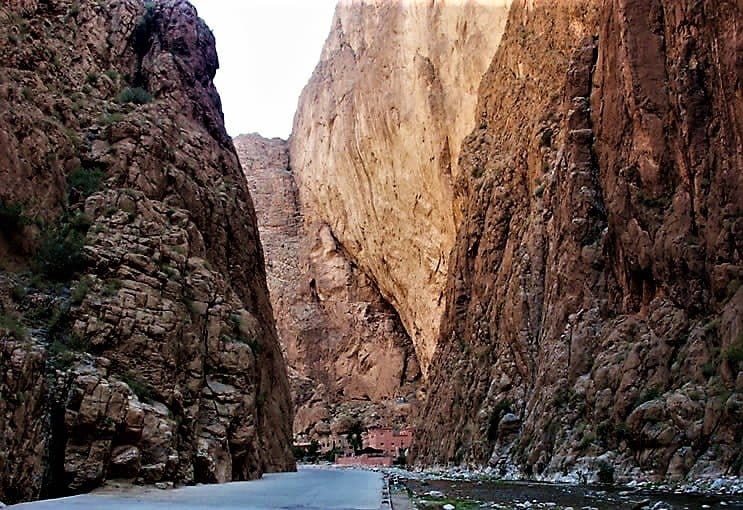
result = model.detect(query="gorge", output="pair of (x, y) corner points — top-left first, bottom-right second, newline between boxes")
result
(0, 0), (741, 505)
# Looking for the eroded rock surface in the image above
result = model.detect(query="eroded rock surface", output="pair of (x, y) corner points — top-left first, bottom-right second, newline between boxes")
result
(0, 0), (293, 504)
(290, 0), (513, 374)
(236, 133), (420, 439)
(415, 0), (742, 483)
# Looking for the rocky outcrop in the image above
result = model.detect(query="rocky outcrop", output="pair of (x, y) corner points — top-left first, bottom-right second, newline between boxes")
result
(289, 0), (513, 374)
(415, 0), (743, 483)
(0, 0), (293, 504)
(236, 133), (420, 439)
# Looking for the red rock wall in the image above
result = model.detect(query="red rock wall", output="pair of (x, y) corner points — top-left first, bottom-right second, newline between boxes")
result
(0, 0), (294, 503)
(415, 0), (742, 483)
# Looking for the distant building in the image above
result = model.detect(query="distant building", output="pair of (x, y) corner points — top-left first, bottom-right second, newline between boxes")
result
(363, 427), (414, 457)
(318, 434), (353, 455)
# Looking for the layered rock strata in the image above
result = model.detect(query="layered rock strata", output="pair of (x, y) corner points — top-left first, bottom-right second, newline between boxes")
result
(415, 0), (743, 482)
(290, 0), (514, 374)
(236, 133), (420, 439)
(0, 0), (293, 503)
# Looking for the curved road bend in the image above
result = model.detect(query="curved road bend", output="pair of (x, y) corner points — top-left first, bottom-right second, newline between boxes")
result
(11, 466), (384, 510)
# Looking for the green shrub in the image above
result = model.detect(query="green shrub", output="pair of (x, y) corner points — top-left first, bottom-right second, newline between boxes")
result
(723, 334), (743, 365)
(102, 279), (122, 297)
(121, 372), (155, 403)
(101, 112), (124, 125)
(70, 212), (93, 232)
(0, 200), (26, 233)
(67, 167), (105, 198)
(579, 431), (597, 449)
(35, 226), (87, 281)
(48, 341), (76, 370)
(11, 285), (27, 302)
(702, 361), (717, 378)
(66, 333), (90, 352)
(103, 69), (120, 81)
(70, 276), (92, 305)
(0, 312), (28, 339)
(117, 87), (153, 105)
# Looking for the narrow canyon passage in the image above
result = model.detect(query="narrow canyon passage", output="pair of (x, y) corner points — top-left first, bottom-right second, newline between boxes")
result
(0, 0), (741, 506)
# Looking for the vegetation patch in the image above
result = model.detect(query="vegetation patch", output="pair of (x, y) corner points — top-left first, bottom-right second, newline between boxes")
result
(0, 312), (28, 340)
(48, 340), (77, 370)
(579, 430), (597, 450)
(0, 199), (28, 234)
(702, 361), (717, 378)
(70, 276), (92, 305)
(34, 224), (87, 281)
(723, 334), (743, 366)
(67, 167), (105, 199)
(120, 372), (156, 403)
(100, 112), (124, 126)
(102, 279), (123, 297)
(103, 69), (120, 81)
(117, 86), (153, 105)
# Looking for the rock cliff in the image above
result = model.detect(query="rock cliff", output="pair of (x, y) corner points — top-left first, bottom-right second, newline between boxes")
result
(415, 0), (743, 483)
(0, 0), (293, 504)
(290, 0), (513, 374)
(235, 133), (420, 440)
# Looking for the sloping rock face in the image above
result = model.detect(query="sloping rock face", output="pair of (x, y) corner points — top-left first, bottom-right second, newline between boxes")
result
(415, 0), (743, 483)
(290, 0), (513, 374)
(235, 133), (420, 439)
(0, 0), (293, 503)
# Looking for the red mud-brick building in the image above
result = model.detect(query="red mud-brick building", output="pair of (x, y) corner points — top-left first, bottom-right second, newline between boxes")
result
(363, 427), (414, 457)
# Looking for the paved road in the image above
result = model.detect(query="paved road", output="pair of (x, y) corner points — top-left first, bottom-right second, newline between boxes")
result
(11, 467), (383, 510)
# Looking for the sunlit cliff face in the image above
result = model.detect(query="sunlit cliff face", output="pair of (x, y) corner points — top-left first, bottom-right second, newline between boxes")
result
(291, 0), (513, 376)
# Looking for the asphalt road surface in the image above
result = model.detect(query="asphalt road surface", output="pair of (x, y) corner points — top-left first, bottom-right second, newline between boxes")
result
(11, 467), (384, 510)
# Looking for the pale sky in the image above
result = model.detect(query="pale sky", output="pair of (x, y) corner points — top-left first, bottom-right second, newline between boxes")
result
(189, 0), (338, 139)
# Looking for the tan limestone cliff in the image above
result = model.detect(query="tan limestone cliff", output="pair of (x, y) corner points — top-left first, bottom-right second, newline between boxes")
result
(235, 133), (420, 439)
(0, 0), (293, 503)
(289, 0), (513, 374)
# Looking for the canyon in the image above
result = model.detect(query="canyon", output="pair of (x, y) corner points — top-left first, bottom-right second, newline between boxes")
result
(0, 0), (741, 505)
(281, 0), (742, 485)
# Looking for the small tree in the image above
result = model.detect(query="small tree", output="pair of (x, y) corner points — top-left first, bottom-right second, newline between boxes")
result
(346, 422), (364, 454)
(307, 439), (320, 461)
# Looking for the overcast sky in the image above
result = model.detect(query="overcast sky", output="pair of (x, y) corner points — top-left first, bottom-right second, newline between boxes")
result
(189, 0), (338, 139)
